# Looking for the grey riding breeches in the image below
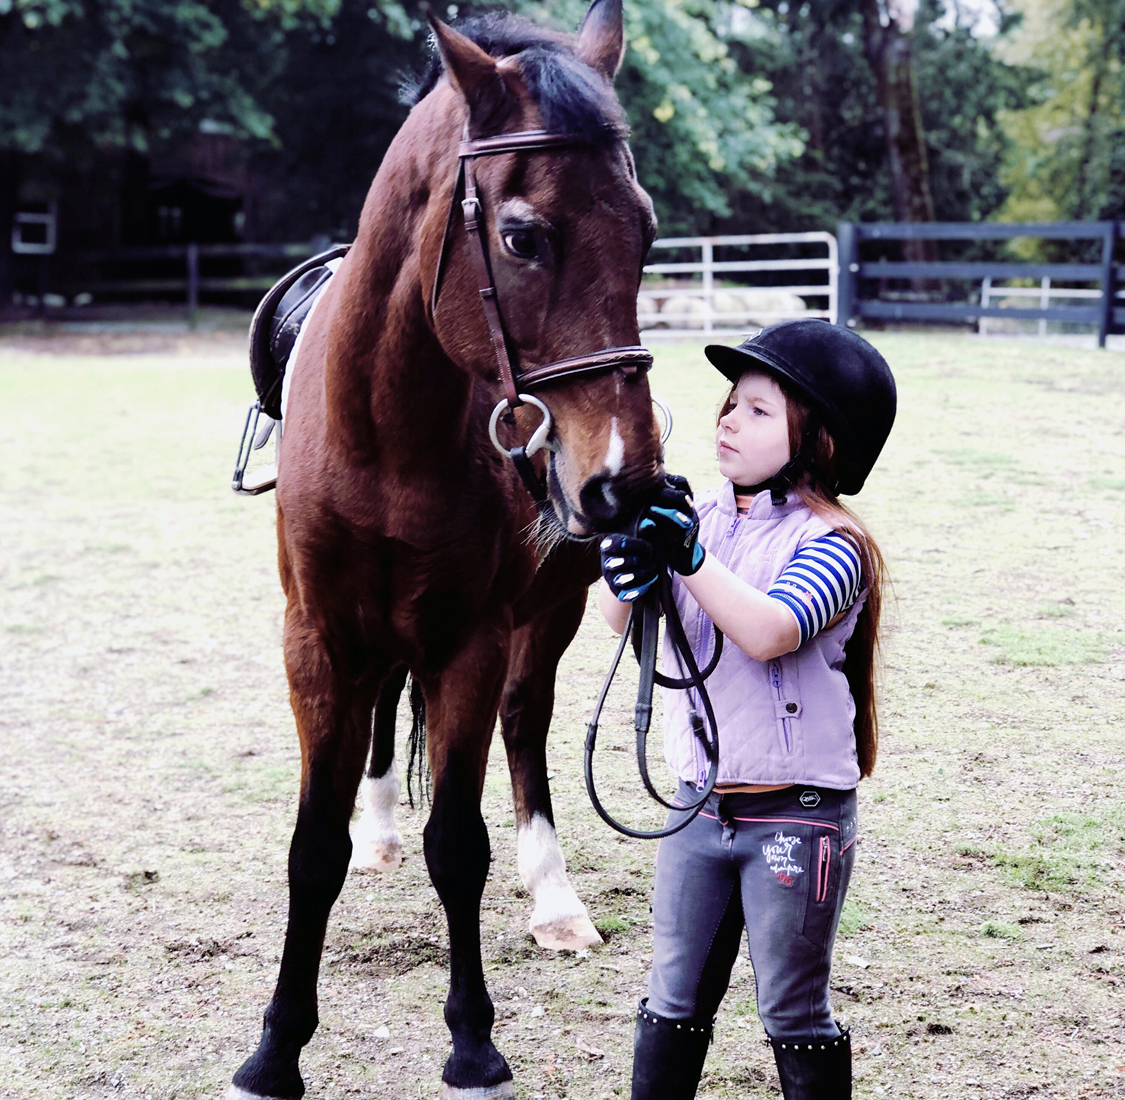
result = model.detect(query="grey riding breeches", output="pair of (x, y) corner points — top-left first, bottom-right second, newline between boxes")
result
(646, 781), (857, 1041)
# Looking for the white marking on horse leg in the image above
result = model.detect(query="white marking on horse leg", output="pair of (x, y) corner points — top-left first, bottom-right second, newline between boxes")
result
(349, 764), (403, 873)
(604, 416), (624, 477)
(440, 1083), (516, 1100)
(226, 1086), (299, 1100)
(517, 814), (602, 951)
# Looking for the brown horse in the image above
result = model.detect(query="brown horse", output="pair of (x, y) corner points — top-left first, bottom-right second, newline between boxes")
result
(228, 4), (663, 1098)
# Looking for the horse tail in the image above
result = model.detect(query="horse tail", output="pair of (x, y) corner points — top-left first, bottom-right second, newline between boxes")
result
(406, 676), (429, 808)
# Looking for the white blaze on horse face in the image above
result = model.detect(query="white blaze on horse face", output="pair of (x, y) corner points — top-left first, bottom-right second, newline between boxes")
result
(349, 764), (404, 873)
(517, 814), (603, 951)
(604, 415), (625, 477)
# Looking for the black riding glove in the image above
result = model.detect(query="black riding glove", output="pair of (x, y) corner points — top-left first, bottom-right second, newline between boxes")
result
(599, 533), (659, 602)
(638, 474), (706, 576)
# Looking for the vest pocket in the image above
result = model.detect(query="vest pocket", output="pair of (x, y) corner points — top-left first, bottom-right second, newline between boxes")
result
(768, 660), (800, 754)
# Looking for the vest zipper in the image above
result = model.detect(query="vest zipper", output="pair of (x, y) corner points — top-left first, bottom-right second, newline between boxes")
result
(770, 659), (791, 752)
(691, 514), (741, 781)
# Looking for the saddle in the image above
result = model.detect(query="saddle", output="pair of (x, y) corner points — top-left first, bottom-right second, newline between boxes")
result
(233, 243), (350, 494)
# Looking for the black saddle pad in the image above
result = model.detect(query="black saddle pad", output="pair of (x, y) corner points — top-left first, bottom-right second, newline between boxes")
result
(248, 244), (350, 420)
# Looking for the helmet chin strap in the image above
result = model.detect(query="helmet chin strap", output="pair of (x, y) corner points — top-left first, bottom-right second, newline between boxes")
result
(738, 417), (836, 506)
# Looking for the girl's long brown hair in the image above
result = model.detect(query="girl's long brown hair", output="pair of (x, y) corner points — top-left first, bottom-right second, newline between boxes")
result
(719, 381), (887, 777)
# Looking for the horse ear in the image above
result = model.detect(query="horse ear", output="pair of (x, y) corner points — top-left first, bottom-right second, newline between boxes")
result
(576, 0), (625, 80)
(429, 16), (504, 116)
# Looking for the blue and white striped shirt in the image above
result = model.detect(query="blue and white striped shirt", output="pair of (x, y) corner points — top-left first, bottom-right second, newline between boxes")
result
(766, 533), (863, 646)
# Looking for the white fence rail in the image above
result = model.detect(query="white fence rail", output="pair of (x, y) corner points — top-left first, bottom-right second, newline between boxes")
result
(639, 232), (837, 338)
(979, 276), (1102, 336)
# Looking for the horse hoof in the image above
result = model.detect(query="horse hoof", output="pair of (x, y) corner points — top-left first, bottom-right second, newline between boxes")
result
(349, 840), (403, 873)
(226, 1086), (300, 1100)
(530, 914), (603, 952)
(440, 1084), (517, 1100)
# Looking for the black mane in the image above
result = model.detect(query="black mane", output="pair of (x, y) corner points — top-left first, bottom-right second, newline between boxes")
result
(402, 13), (627, 142)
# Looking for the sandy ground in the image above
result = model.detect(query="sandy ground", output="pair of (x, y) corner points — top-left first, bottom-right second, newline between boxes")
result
(1, 330), (1124, 1099)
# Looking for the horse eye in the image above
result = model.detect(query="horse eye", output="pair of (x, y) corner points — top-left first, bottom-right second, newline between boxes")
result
(502, 229), (539, 260)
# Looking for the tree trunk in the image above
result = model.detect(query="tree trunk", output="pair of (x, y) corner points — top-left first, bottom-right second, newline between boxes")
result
(863, 0), (937, 267)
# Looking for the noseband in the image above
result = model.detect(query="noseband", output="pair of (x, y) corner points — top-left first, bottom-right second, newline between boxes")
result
(430, 128), (655, 499)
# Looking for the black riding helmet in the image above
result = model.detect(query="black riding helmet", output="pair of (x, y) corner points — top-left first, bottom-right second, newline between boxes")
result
(705, 319), (896, 499)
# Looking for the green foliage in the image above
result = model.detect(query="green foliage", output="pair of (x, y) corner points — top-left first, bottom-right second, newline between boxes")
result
(515, 0), (804, 234)
(0, 0), (285, 157)
(720, 0), (1041, 230)
(0, 0), (1095, 242)
(995, 0), (1125, 220)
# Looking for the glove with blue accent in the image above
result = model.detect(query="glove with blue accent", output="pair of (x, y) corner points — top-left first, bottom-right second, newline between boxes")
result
(638, 474), (706, 576)
(599, 533), (659, 602)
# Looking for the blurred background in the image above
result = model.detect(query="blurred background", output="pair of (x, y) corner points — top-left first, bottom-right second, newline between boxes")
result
(1, 0), (1123, 333)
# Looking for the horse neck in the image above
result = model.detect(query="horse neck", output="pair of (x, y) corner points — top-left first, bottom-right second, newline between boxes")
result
(324, 97), (476, 465)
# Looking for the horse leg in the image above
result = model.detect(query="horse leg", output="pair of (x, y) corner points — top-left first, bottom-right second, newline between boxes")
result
(502, 591), (602, 951)
(229, 616), (380, 1100)
(350, 662), (408, 872)
(422, 621), (514, 1099)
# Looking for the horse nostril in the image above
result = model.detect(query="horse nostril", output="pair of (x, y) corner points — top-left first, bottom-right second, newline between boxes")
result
(579, 474), (622, 526)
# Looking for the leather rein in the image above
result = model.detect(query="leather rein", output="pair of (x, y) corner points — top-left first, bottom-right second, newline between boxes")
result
(429, 127), (654, 504)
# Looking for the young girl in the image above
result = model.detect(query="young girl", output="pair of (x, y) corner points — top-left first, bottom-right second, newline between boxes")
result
(597, 320), (895, 1100)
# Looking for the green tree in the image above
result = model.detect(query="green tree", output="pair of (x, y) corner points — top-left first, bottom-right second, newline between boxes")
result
(995, 0), (1125, 221)
(722, 0), (1038, 232)
(501, 0), (803, 234)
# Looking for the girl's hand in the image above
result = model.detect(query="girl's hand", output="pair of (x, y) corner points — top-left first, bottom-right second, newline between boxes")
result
(639, 475), (705, 576)
(599, 534), (659, 602)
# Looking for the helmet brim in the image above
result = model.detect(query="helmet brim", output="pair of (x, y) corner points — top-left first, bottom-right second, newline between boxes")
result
(704, 342), (817, 407)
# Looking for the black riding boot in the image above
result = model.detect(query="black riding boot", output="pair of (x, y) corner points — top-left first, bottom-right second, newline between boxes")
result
(630, 999), (713, 1100)
(769, 1026), (852, 1100)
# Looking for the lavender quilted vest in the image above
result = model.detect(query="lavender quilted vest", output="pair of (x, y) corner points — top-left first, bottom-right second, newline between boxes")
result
(662, 482), (864, 790)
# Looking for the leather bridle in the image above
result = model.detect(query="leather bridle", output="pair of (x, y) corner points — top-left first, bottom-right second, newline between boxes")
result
(429, 126), (657, 505)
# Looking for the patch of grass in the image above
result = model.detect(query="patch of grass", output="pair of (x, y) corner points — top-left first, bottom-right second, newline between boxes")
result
(1037, 602), (1075, 618)
(935, 448), (1017, 470)
(838, 899), (872, 936)
(979, 920), (1023, 940)
(955, 492), (1015, 510)
(5, 623), (44, 634)
(989, 850), (1076, 891)
(978, 624), (1105, 666)
(941, 616), (979, 627)
(985, 807), (1124, 892)
(594, 914), (630, 937)
(1089, 475), (1125, 491)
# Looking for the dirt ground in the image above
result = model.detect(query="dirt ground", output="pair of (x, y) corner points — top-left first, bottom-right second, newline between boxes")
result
(2, 328), (1124, 1100)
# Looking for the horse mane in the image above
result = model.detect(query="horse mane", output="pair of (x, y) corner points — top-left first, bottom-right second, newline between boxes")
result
(402, 12), (628, 143)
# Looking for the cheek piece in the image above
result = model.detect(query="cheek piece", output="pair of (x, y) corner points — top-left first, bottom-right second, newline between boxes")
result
(741, 415), (836, 507)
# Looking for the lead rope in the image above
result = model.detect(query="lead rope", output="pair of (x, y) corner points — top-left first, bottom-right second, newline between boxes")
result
(585, 568), (725, 840)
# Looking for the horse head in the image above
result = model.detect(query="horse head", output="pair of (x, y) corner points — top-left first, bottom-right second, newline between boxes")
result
(420, 0), (664, 538)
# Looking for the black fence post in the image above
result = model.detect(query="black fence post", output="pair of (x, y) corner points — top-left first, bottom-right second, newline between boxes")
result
(1100, 222), (1118, 348)
(836, 221), (857, 329)
(186, 242), (200, 331)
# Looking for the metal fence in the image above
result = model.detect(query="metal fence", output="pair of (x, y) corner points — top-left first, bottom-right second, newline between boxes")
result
(638, 232), (837, 338)
(52, 223), (1125, 347)
(836, 220), (1125, 347)
(53, 233), (839, 334)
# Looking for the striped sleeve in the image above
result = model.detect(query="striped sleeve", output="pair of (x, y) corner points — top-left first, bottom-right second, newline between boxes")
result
(767, 533), (863, 646)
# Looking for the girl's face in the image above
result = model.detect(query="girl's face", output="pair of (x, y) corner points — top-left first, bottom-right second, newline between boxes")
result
(716, 371), (792, 487)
